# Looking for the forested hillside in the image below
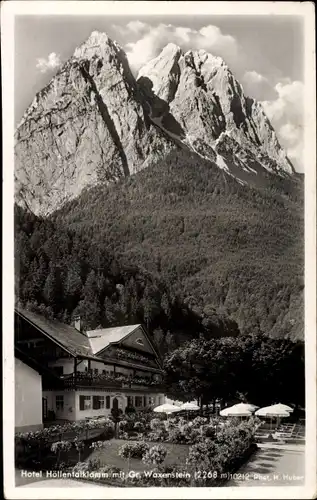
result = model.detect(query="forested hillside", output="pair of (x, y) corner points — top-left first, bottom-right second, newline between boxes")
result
(15, 204), (240, 356)
(51, 149), (304, 340)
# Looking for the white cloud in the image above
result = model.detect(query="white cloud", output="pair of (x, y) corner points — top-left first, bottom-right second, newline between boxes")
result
(116, 22), (238, 72)
(279, 123), (301, 144)
(125, 20), (148, 34)
(244, 70), (268, 85)
(36, 52), (62, 73)
(241, 70), (275, 101)
(261, 79), (304, 171)
(262, 80), (303, 124)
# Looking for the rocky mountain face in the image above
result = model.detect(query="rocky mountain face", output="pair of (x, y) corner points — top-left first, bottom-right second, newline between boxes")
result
(15, 32), (295, 216)
(15, 32), (173, 216)
(137, 43), (294, 180)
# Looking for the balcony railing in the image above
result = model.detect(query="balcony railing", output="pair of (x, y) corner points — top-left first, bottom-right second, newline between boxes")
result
(58, 372), (164, 391)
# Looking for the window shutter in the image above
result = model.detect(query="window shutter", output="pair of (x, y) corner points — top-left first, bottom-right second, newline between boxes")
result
(93, 396), (99, 410)
(79, 396), (85, 411)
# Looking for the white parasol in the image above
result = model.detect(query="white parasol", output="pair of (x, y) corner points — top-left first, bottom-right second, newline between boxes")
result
(153, 403), (181, 415)
(180, 402), (200, 411)
(231, 403), (258, 412)
(255, 404), (290, 431)
(220, 405), (253, 417)
(255, 406), (291, 417)
(267, 403), (294, 413)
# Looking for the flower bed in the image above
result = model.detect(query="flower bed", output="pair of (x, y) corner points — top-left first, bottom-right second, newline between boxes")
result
(15, 417), (115, 471)
(16, 417), (114, 444)
(109, 418), (258, 486)
(15, 414), (258, 487)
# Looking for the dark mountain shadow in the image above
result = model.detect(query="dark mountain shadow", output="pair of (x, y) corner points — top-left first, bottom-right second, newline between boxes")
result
(137, 76), (186, 140)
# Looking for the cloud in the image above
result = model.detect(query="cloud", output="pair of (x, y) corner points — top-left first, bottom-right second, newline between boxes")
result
(36, 52), (62, 73)
(261, 79), (304, 171)
(244, 71), (268, 85)
(116, 22), (238, 72)
(126, 20), (148, 34)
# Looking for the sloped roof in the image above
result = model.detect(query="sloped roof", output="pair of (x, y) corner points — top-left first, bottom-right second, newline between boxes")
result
(15, 309), (160, 366)
(15, 346), (64, 379)
(86, 324), (141, 354)
(16, 308), (93, 358)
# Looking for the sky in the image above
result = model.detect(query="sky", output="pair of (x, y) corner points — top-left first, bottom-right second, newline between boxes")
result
(15, 15), (304, 171)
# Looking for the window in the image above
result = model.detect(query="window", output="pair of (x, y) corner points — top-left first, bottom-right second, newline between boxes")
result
(102, 369), (106, 374)
(94, 368), (98, 375)
(106, 396), (110, 409)
(148, 396), (154, 406)
(56, 395), (64, 411)
(135, 396), (143, 408)
(127, 396), (134, 407)
(143, 396), (147, 407)
(79, 395), (91, 411)
(93, 395), (105, 410)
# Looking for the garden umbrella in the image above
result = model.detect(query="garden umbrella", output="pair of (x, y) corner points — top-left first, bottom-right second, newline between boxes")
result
(153, 403), (181, 415)
(268, 403), (294, 413)
(180, 401), (200, 421)
(180, 402), (200, 411)
(230, 403), (258, 413)
(220, 405), (253, 417)
(255, 405), (290, 431)
(255, 406), (291, 417)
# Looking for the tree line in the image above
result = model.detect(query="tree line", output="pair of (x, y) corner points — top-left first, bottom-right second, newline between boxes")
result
(51, 148), (304, 341)
(164, 334), (304, 409)
(15, 204), (239, 356)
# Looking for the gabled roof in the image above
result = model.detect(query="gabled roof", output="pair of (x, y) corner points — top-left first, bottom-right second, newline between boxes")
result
(86, 324), (141, 354)
(15, 308), (92, 358)
(15, 308), (162, 368)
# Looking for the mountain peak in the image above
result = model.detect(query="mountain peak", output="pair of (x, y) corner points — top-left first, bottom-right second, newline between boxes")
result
(185, 48), (227, 68)
(138, 45), (294, 176)
(73, 30), (122, 60)
(161, 42), (182, 56)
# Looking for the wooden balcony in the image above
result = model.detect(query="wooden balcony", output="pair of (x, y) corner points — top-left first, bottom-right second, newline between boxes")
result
(52, 372), (164, 392)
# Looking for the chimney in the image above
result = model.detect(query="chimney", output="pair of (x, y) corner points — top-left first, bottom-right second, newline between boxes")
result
(73, 315), (82, 333)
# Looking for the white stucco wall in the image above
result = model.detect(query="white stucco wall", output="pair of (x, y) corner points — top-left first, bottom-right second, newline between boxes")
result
(73, 391), (125, 420)
(42, 388), (164, 422)
(73, 391), (165, 420)
(43, 391), (77, 421)
(15, 358), (43, 432)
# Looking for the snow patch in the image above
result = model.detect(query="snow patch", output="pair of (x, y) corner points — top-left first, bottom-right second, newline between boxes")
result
(216, 154), (230, 173)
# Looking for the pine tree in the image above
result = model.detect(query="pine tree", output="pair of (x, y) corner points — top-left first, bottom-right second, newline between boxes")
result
(65, 263), (82, 310)
(43, 263), (63, 312)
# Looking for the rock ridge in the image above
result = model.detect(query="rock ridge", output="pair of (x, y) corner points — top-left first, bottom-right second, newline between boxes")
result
(15, 34), (295, 216)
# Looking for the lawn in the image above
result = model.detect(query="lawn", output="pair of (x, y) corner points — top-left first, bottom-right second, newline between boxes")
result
(89, 439), (190, 474)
